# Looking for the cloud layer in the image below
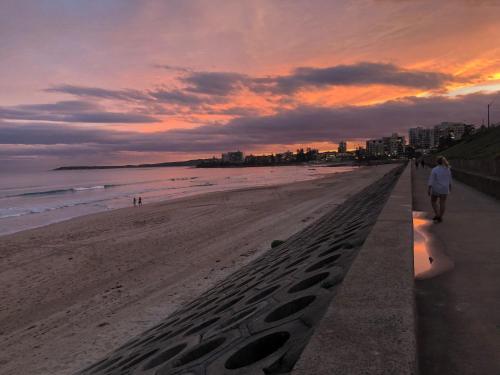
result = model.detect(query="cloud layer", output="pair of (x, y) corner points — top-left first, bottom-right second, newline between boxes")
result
(3, 91), (498, 165)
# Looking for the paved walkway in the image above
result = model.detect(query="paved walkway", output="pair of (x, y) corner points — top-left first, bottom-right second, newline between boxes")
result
(412, 165), (500, 374)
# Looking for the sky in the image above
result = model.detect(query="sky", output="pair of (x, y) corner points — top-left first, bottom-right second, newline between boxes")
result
(2, 0), (500, 170)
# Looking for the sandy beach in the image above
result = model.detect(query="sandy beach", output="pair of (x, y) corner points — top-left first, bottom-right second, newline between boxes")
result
(0, 165), (395, 375)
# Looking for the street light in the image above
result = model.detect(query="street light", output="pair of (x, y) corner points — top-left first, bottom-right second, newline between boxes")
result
(488, 93), (500, 128)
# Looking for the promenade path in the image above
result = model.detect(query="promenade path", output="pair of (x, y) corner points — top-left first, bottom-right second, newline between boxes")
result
(412, 165), (500, 374)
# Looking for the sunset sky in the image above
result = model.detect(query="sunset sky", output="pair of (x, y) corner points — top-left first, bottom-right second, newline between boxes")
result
(2, 0), (500, 170)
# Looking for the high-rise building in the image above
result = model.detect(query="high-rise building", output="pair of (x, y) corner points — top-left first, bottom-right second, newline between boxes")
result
(382, 133), (406, 156)
(366, 133), (405, 157)
(338, 141), (347, 153)
(366, 139), (385, 156)
(409, 127), (435, 150)
(433, 122), (474, 144)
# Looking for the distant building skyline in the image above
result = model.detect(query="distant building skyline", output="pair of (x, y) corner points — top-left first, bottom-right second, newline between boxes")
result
(366, 133), (406, 158)
(409, 122), (475, 151)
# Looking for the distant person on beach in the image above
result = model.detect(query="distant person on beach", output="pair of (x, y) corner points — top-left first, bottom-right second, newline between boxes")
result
(415, 159), (419, 169)
(138, 197), (142, 206)
(133, 197), (136, 207)
(428, 156), (452, 223)
(421, 159), (425, 168)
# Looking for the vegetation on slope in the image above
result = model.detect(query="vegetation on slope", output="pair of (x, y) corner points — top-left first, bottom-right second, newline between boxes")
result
(441, 126), (500, 160)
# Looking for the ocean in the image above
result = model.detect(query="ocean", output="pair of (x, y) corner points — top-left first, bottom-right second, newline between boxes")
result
(0, 165), (355, 236)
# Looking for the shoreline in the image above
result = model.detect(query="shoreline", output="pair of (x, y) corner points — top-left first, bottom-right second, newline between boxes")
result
(0, 165), (356, 237)
(0, 165), (396, 375)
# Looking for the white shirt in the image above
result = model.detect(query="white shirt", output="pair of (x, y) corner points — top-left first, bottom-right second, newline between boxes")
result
(428, 165), (452, 195)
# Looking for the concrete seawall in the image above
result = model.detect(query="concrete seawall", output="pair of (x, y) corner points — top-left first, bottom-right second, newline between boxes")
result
(448, 168), (500, 200)
(293, 163), (417, 374)
(78, 165), (407, 375)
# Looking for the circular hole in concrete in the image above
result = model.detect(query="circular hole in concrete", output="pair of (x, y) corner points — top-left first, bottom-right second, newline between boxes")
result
(335, 233), (355, 242)
(306, 254), (341, 272)
(192, 303), (221, 320)
(319, 243), (344, 257)
(275, 255), (290, 264)
(252, 264), (269, 275)
(116, 337), (140, 351)
(224, 332), (290, 369)
(221, 289), (240, 300)
(129, 334), (157, 348)
(177, 312), (199, 325)
(155, 330), (173, 341)
(264, 295), (316, 322)
(173, 337), (226, 367)
(269, 268), (297, 283)
(112, 353), (142, 369)
(143, 343), (187, 370)
(302, 244), (321, 255)
(219, 283), (236, 294)
(121, 348), (159, 370)
(184, 317), (220, 336)
(245, 285), (280, 304)
(285, 256), (309, 269)
(316, 234), (331, 242)
(214, 296), (244, 314)
(309, 238), (325, 248)
(346, 223), (362, 231)
(197, 297), (219, 311)
(238, 280), (264, 295)
(87, 356), (121, 372)
(165, 324), (193, 340)
(220, 307), (258, 328)
(260, 267), (280, 280)
(343, 228), (359, 235)
(288, 272), (330, 293)
(235, 277), (255, 288)
(155, 317), (180, 331)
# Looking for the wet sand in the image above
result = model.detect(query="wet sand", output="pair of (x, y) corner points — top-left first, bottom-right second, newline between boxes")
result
(0, 165), (395, 375)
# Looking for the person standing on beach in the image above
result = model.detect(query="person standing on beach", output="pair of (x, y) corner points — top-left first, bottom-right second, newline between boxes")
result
(133, 197), (137, 207)
(427, 156), (452, 222)
(138, 197), (142, 206)
(415, 158), (419, 169)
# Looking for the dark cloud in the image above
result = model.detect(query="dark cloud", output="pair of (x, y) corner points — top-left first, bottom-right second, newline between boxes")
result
(45, 85), (151, 102)
(46, 84), (227, 109)
(155, 64), (193, 73)
(149, 89), (225, 106)
(0, 101), (159, 123)
(42, 63), (462, 117)
(181, 72), (249, 96)
(3, 91), (499, 161)
(0, 122), (121, 145)
(254, 63), (460, 94)
(204, 106), (261, 117)
(157, 62), (462, 98)
(16, 100), (100, 112)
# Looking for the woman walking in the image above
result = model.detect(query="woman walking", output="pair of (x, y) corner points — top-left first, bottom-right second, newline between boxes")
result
(427, 156), (452, 222)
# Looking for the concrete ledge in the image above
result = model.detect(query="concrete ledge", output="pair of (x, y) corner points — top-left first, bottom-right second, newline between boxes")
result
(451, 168), (500, 200)
(293, 164), (417, 375)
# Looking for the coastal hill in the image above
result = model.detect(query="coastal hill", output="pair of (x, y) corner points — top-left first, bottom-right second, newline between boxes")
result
(53, 159), (205, 170)
(441, 126), (500, 160)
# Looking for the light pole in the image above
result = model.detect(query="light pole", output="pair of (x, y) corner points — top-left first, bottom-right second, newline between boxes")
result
(488, 103), (490, 128)
(488, 93), (499, 128)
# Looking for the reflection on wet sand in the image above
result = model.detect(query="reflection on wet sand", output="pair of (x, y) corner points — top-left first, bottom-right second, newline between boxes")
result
(413, 211), (454, 279)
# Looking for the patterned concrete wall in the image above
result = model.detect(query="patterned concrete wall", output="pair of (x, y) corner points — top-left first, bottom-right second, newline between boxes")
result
(78, 164), (405, 375)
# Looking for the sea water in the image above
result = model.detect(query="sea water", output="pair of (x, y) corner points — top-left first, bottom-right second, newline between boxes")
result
(0, 165), (355, 236)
